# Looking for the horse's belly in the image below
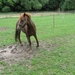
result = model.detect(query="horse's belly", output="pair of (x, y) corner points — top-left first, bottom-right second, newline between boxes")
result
(22, 28), (35, 36)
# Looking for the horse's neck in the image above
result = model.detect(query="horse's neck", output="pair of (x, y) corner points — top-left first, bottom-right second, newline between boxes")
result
(27, 18), (33, 26)
(27, 18), (36, 31)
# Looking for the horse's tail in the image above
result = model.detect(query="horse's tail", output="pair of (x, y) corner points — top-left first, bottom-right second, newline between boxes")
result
(15, 28), (18, 42)
(15, 21), (19, 42)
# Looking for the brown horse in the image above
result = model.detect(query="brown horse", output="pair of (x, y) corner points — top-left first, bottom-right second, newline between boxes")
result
(15, 12), (39, 51)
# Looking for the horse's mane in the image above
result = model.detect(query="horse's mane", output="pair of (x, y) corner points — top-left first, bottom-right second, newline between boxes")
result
(25, 12), (31, 18)
(19, 12), (31, 20)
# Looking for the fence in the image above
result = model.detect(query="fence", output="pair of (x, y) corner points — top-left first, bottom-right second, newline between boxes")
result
(0, 12), (75, 40)
(0, 12), (73, 18)
(0, 12), (74, 27)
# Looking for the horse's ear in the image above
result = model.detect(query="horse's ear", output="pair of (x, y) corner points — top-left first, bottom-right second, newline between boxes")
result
(23, 13), (26, 17)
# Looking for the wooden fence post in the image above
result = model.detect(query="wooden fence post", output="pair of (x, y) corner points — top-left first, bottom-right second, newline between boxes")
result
(53, 14), (55, 27)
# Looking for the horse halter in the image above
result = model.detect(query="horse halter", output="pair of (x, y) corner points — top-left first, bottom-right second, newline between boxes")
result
(18, 18), (27, 30)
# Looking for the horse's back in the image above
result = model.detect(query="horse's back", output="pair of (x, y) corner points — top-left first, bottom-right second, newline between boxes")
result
(22, 19), (36, 36)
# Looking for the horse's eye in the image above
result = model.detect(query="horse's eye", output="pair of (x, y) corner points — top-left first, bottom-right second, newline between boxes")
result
(19, 24), (21, 26)
(21, 20), (24, 22)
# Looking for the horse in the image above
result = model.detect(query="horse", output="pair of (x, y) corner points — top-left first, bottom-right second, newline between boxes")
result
(15, 12), (39, 51)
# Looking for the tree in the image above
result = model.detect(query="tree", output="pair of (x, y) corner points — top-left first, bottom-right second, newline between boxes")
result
(2, 0), (15, 12)
(0, 2), (2, 11)
(38, 0), (49, 10)
(61, 0), (75, 11)
(2, 6), (11, 12)
(31, 0), (42, 11)
(7, 0), (14, 7)
(2, 0), (75, 12)
(12, 0), (20, 4)
(21, 0), (31, 11)
(45, 0), (59, 11)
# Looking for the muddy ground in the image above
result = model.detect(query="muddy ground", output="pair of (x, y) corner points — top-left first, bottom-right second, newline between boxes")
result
(0, 41), (51, 65)
(0, 40), (52, 72)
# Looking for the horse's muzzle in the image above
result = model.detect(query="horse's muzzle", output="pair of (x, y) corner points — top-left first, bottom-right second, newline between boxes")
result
(17, 27), (21, 31)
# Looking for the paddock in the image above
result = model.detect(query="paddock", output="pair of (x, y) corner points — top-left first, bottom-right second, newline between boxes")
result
(0, 12), (75, 75)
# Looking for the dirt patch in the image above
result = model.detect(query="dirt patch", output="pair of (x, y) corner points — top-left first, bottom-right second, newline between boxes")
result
(0, 43), (35, 65)
(0, 42), (40, 71)
(0, 36), (62, 66)
(0, 27), (9, 32)
(0, 41), (51, 65)
(0, 40), (59, 72)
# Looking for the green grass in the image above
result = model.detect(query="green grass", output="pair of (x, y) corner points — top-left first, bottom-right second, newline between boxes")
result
(0, 13), (75, 75)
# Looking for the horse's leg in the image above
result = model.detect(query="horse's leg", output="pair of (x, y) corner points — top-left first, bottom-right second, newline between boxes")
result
(24, 25), (32, 51)
(15, 28), (18, 42)
(18, 31), (23, 46)
(26, 35), (32, 51)
(34, 34), (39, 47)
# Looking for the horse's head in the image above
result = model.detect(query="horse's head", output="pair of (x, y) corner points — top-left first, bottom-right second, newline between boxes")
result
(17, 12), (31, 31)
(17, 13), (27, 31)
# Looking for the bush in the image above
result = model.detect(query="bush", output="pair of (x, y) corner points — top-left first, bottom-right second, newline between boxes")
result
(0, 0), (2, 2)
(61, 0), (75, 11)
(31, 0), (42, 11)
(39, 0), (49, 7)
(2, 6), (11, 12)
(21, 0), (31, 11)
(33, 3), (42, 10)
(45, 0), (59, 11)
(7, 0), (14, 7)
(12, 0), (19, 3)
(0, 2), (2, 9)
(15, 6), (22, 11)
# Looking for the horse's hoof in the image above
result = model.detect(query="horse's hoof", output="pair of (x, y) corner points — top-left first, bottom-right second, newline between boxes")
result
(28, 49), (32, 54)
(36, 44), (39, 47)
(21, 44), (23, 46)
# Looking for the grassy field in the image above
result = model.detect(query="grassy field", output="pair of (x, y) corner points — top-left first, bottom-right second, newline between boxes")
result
(0, 13), (75, 75)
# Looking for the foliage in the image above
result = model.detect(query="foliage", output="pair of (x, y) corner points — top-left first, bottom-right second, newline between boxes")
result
(0, 0), (75, 12)
(0, 2), (2, 10)
(61, 0), (75, 11)
(12, 0), (20, 3)
(6, 0), (14, 7)
(38, 0), (49, 10)
(31, 0), (42, 10)
(2, 0), (13, 7)
(15, 6), (21, 11)
(45, 0), (59, 10)
(21, 0), (31, 11)
(2, 6), (11, 12)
